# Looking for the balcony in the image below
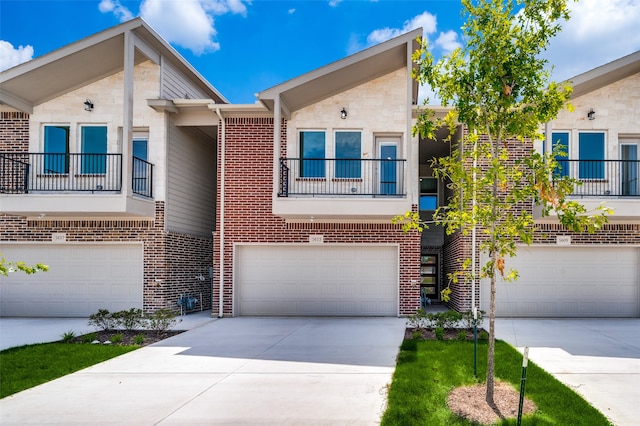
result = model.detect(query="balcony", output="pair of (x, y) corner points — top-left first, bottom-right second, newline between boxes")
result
(0, 153), (155, 218)
(555, 159), (639, 197)
(537, 158), (640, 222)
(274, 158), (411, 221)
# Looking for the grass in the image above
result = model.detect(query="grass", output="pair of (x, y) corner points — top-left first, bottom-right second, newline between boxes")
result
(381, 339), (612, 425)
(0, 342), (138, 398)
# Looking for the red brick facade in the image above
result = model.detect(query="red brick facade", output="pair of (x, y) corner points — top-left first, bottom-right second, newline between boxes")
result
(213, 116), (422, 316)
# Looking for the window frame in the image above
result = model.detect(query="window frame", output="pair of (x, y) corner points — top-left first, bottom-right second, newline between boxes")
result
(299, 130), (326, 178)
(578, 131), (606, 180)
(80, 124), (108, 175)
(334, 130), (362, 179)
(43, 125), (70, 174)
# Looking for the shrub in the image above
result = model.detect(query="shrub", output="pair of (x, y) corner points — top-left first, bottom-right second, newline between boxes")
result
(461, 309), (486, 329)
(434, 327), (445, 341)
(134, 334), (145, 345)
(61, 330), (75, 343)
(110, 333), (123, 344)
(144, 308), (180, 334)
(82, 332), (98, 343)
(88, 309), (115, 331)
(113, 308), (144, 331)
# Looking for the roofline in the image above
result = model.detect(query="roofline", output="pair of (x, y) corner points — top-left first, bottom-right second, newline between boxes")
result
(566, 50), (640, 98)
(0, 17), (228, 104)
(258, 28), (422, 104)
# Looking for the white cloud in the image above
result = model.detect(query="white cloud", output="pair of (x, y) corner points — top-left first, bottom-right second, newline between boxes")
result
(98, 0), (134, 22)
(99, 0), (250, 55)
(288, 8), (296, 15)
(435, 30), (461, 54)
(367, 11), (438, 45)
(329, 0), (344, 7)
(0, 40), (34, 71)
(544, 0), (640, 81)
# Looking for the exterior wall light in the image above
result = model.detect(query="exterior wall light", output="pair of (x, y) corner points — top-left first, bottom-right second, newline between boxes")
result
(587, 108), (595, 120)
(340, 107), (347, 119)
(84, 99), (94, 111)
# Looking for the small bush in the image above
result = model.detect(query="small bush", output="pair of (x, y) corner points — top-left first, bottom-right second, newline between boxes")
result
(61, 330), (75, 343)
(457, 330), (468, 341)
(82, 332), (98, 343)
(134, 334), (145, 345)
(113, 308), (144, 331)
(145, 308), (180, 334)
(110, 333), (123, 344)
(478, 331), (489, 341)
(434, 327), (445, 341)
(461, 309), (485, 329)
(88, 309), (115, 331)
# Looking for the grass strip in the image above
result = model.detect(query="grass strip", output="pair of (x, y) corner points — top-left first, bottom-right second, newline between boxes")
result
(381, 339), (612, 425)
(1, 343), (138, 398)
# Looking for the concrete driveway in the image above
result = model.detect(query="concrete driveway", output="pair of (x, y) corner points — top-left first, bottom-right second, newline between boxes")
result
(494, 318), (640, 426)
(0, 317), (406, 425)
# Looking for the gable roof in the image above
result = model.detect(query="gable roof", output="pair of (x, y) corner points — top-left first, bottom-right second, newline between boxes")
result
(258, 29), (421, 116)
(0, 18), (227, 113)
(569, 50), (640, 98)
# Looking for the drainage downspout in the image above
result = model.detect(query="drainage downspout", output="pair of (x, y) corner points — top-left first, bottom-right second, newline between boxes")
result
(213, 106), (226, 318)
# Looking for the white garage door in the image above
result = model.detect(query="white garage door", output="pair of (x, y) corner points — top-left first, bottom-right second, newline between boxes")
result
(0, 244), (143, 317)
(480, 246), (639, 317)
(235, 245), (398, 316)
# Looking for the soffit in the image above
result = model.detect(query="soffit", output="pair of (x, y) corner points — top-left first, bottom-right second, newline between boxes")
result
(0, 18), (226, 112)
(570, 50), (640, 98)
(258, 28), (421, 114)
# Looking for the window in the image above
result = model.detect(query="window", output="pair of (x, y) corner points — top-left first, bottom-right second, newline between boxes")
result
(335, 131), (361, 178)
(43, 125), (70, 174)
(551, 132), (569, 178)
(300, 131), (325, 178)
(419, 177), (438, 210)
(81, 126), (107, 174)
(578, 132), (605, 179)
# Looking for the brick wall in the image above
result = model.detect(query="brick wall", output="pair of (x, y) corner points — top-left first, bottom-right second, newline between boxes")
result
(0, 112), (29, 152)
(214, 116), (422, 316)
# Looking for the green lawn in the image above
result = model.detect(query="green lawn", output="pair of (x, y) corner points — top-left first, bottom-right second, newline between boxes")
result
(0, 343), (138, 398)
(381, 339), (612, 425)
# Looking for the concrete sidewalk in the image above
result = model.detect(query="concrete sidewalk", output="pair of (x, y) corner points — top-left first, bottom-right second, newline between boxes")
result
(494, 318), (640, 426)
(0, 311), (217, 350)
(0, 317), (406, 425)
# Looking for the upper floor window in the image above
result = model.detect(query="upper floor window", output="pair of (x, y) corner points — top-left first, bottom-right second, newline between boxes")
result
(43, 125), (70, 174)
(578, 132), (605, 179)
(300, 131), (326, 178)
(551, 132), (569, 178)
(419, 177), (438, 211)
(335, 131), (361, 178)
(81, 125), (107, 174)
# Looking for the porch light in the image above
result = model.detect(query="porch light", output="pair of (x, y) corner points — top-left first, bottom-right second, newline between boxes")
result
(84, 99), (94, 111)
(340, 107), (347, 119)
(587, 108), (595, 120)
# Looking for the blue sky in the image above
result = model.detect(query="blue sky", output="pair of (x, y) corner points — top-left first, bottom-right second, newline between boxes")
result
(1, 0), (639, 104)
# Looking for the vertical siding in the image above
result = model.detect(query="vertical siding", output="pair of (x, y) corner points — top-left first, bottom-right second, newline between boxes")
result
(161, 60), (210, 100)
(166, 118), (217, 236)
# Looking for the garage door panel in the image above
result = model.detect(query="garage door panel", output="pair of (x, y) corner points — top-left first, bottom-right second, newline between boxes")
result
(481, 247), (639, 317)
(0, 244), (143, 317)
(236, 245), (398, 316)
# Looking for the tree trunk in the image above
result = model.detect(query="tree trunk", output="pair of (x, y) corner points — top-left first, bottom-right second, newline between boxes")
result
(486, 251), (497, 406)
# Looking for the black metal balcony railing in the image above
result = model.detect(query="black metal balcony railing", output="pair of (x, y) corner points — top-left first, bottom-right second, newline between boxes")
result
(0, 153), (153, 198)
(554, 159), (639, 196)
(279, 158), (406, 197)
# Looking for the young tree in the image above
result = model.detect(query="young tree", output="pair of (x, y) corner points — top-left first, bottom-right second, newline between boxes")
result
(0, 255), (48, 277)
(397, 0), (611, 405)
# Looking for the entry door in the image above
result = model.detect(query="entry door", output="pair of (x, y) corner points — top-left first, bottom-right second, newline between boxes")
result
(379, 142), (398, 195)
(132, 137), (149, 194)
(420, 254), (439, 305)
(621, 144), (638, 195)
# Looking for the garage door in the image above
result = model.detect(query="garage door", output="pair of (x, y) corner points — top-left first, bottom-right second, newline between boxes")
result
(235, 245), (398, 316)
(0, 244), (143, 317)
(480, 246), (639, 317)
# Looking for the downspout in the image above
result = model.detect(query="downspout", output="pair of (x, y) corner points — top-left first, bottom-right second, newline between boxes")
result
(213, 107), (226, 318)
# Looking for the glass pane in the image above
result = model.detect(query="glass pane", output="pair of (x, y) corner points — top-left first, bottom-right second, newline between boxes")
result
(552, 132), (569, 178)
(421, 277), (435, 285)
(421, 256), (436, 264)
(300, 131), (325, 178)
(578, 132), (604, 179)
(133, 138), (148, 161)
(621, 145), (638, 196)
(133, 138), (149, 193)
(421, 266), (436, 274)
(420, 195), (437, 211)
(380, 145), (397, 194)
(81, 126), (107, 174)
(335, 131), (361, 178)
(43, 126), (69, 174)
(420, 177), (437, 193)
